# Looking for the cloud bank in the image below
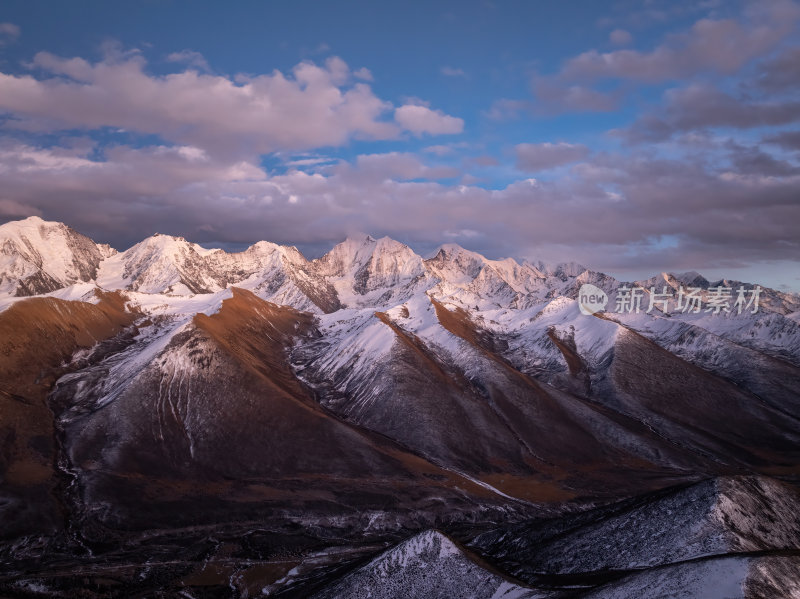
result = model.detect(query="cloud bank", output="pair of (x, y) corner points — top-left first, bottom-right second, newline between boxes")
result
(0, 2), (798, 287)
(0, 51), (462, 157)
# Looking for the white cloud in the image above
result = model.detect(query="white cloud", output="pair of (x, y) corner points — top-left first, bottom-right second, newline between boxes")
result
(344, 152), (459, 181)
(0, 22), (20, 46)
(0, 52), (461, 157)
(441, 66), (467, 78)
(0, 198), (40, 217)
(609, 29), (633, 46)
(28, 52), (94, 80)
(565, 4), (800, 82)
(394, 104), (464, 135)
(1, 138), (798, 276)
(353, 67), (373, 81)
(523, 2), (800, 115)
(284, 155), (337, 168)
(166, 50), (211, 72)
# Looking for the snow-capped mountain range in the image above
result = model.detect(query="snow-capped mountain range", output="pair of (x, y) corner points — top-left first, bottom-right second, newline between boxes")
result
(2, 215), (800, 597)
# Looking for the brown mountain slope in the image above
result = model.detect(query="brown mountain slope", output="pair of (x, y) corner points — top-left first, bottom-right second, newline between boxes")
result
(0, 292), (136, 538)
(427, 299), (714, 497)
(431, 299), (800, 486)
(296, 300), (710, 505)
(53, 289), (513, 535)
(604, 325), (800, 474)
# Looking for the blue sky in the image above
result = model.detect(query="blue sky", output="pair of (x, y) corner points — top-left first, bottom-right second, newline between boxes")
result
(0, 0), (799, 289)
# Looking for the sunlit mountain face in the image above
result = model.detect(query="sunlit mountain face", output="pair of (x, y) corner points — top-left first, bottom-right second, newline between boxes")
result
(0, 216), (798, 597)
(1, 0), (800, 595)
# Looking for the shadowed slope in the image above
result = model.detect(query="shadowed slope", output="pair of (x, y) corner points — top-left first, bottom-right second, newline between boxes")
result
(53, 289), (513, 534)
(427, 298), (716, 497)
(604, 323), (800, 474)
(0, 292), (136, 538)
(297, 297), (710, 505)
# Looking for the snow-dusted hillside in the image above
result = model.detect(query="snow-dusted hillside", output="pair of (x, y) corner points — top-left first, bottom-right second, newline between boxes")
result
(315, 476), (800, 599)
(2, 216), (800, 597)
(473, 476), (800, 576)
(2, 216), (799, 490)
(312, 530), (544, 599)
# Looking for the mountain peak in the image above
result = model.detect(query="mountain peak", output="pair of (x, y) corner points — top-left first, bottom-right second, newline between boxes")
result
(340, 233), (414, 251)
(1, 214), (58, 234)
(675, 270), (709, 287)
(316, 234), (401, 273)
(0, 216), (112, 296)
(528, 260), (586, 278)
(17, 214), (47, 224)
(313, 529), (531, 599)
(428, 242), (486, 263)
(143, 232), (188, 243)
(310, 234), (425, 305)
(341, 232), (375, 245)
(246, 239), (283, 253)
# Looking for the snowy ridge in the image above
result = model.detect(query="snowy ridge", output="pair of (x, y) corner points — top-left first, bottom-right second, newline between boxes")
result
(312, 530), (542, 599)
(4, 217), (798, 479)
(96, 233), (222, 295)
(312, 234), (431, 308)
(1, 217), (796, 341)
(294, 293), (488, 423)
(469, 476), (800, 599)
(95, 233), (332, 312)
(0, 216), (114, 297)
(425, 244), (548, 310)
(54, 290), (233, 424)
(55, 318), (191, 423)
(472, 476), (800, 576)
(2, 218), (798, 443)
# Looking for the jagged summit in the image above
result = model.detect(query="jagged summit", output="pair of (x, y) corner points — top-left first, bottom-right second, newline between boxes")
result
(96, 233), (221, 294)
(1, 217), (798, 315)
(1, 216), (798, 318)
(675, 270), (709, 286)
(311, 233), (427, 306)
(346, 231), (377, 244)
(636, 270), (709, 290)
(536, 260), (587, 279)
(314, 234), (418, 273)
(0, 216), (115, 297)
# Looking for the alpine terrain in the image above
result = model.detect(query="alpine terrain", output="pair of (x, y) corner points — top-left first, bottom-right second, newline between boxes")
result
(1, 215), (800, 598)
